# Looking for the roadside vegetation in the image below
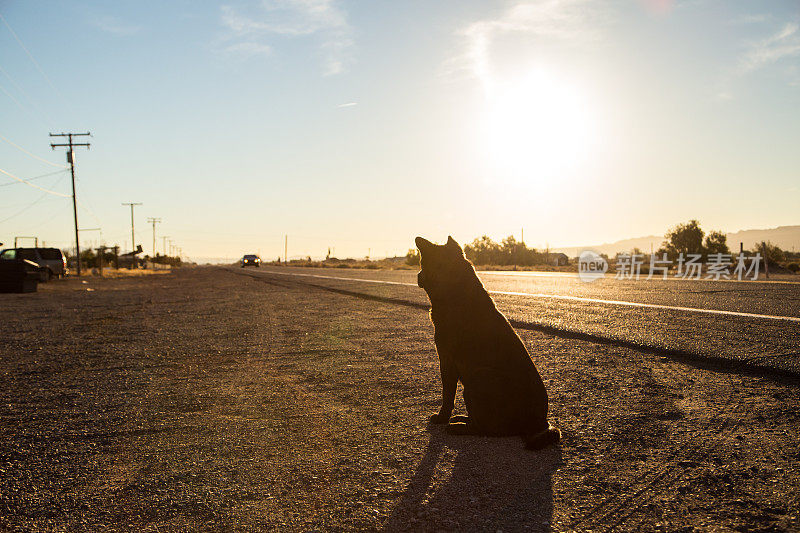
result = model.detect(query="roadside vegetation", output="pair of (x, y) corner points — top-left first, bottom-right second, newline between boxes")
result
(257, 224), (799, 275)
(656, 220), (798, 273)
(61, 249), (185, 271)
(264, 256), (417, 270)
(405, 236), (566, 269)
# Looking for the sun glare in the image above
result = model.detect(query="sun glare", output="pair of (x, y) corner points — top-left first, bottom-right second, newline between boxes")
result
(483, 69), (596, 183)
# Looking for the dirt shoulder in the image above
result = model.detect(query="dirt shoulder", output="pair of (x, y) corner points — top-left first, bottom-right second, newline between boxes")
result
(1, 267), (798, 531)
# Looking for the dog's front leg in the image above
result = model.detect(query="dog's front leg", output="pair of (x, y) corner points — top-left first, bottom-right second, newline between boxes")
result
(430, 356), (458, 424)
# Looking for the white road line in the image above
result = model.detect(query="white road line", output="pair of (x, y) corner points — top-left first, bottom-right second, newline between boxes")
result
(477, 270), (800, 285)
(489, 290), (800, 323)
(253, 269), (800, 323)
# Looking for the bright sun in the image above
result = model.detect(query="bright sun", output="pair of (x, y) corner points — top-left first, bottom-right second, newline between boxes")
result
(484, 69), (596, 183)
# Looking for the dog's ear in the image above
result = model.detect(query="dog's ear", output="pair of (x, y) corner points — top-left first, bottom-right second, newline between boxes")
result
(446, 236), (462, 252)
(415, 237), (435, 254)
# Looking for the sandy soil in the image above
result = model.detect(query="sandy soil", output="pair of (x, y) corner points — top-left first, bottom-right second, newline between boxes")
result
(1, 267), (798, 531)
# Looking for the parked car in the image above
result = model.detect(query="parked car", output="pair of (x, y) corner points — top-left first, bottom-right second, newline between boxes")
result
(0, 258), (42, 293)
(0, 247), (68, 280)
(241, 254), (261, 268)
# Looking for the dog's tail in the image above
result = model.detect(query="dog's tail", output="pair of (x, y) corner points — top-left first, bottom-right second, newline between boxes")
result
(524, 425), (561, 450)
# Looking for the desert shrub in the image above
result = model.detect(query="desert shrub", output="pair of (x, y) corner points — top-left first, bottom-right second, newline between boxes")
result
(464, 235), (503, 265)
(752, 241), (785, 264)
(704, 230), (730, 255)
(662, 220), (704, 259)
(464, 235), (542, 266)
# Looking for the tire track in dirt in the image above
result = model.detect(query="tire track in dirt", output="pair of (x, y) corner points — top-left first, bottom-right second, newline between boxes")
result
(572, 373), (746, 531)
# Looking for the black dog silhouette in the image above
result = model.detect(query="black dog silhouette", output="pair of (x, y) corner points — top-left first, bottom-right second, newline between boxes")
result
(416, 236), (560, 449)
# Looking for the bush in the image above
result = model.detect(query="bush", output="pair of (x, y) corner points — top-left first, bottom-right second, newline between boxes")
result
(787, 263), (799, 273)
(662, 220), (704, 259)
(463, 235), (543, 266)
(752, 241), (785, 264)
(704, 230), (730, 255)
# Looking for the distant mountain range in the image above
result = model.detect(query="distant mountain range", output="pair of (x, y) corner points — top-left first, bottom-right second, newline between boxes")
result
(552, 225), (800, 257)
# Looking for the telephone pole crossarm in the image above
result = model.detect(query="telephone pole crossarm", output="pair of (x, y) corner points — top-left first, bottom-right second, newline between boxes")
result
(50, 143), (90, 148)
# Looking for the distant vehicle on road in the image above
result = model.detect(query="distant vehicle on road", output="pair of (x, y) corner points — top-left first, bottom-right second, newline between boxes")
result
(0, 247), (67, 280)
(241, 254), (261, 268)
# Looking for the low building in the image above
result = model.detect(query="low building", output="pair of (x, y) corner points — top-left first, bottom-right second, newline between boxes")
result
(547, 252), (569, 266)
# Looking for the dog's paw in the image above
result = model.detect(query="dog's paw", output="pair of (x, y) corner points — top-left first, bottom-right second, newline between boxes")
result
(429, 412), (449, 424)
(446, 422), (472, 435)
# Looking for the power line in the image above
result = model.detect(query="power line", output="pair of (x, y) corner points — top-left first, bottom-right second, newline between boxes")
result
(0, 133), (68, 168)
(0, 12), (69, 107)
(0, 81), (27, 114)
(0, 166), (70, 197)
(76, 199), (103, 226)
(73, 181), (103, 226)
(0, 173), (67, 224)
(0, 63), (57, 127)
(0, 168), (67, 187)
(25, 202), (68, 233)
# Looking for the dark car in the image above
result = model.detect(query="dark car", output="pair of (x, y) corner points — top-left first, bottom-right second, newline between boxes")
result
(0, 258), (43, 293)
(0, 248), (68, 280)
(241, 254), (261, 268)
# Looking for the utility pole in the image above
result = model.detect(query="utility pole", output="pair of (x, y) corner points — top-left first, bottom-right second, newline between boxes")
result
(147, 217), (161, 259)
(122, 202), (142, 253)
(284, 235), (288, 264)
(162, 236), (170, 256)
(50, 132), (90, 276)
(95, 245), (106, 276)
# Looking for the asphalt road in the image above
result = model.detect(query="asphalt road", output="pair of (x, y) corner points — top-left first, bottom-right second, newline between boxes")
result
(4, 268), (798, 530)
(232, 266), (800, 376)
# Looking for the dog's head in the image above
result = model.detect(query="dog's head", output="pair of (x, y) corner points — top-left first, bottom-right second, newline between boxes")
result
(415, 236), (474, 300)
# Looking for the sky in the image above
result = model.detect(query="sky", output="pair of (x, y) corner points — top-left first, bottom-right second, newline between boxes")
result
(0, 0), (798, 262)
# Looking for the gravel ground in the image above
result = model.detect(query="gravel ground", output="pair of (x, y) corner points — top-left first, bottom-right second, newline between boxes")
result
(1, 267), (798, 531)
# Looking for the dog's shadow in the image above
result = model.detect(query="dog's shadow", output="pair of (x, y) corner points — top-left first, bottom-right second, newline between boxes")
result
(382, 424), (563, 532)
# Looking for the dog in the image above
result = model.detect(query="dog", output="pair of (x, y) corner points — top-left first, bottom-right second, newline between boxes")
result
(416, 236), (560, 449)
